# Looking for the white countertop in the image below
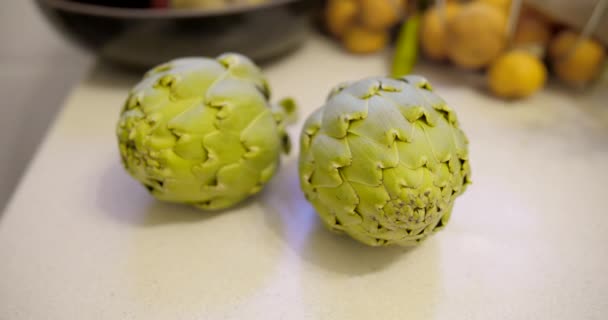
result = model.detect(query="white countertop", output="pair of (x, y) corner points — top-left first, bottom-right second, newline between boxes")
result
(1, 36), (607, 320)
(0, 1), (91, 210)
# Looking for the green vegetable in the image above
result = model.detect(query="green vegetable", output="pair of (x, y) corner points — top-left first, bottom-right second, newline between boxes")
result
(117, 53), (295, 210)
(392, 14), (421, 78)
(299, 76), (471, 246)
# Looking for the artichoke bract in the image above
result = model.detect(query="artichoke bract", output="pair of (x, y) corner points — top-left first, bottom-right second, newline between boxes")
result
(299, 75), (471, 246)
(117, 53), (294, 210)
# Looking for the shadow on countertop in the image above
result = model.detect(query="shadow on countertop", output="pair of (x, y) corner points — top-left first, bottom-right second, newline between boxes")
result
(85, 60), (142, 90)
(96, 161), (247, 227)
(259, 157), (416, 276)
(97, 156), (413, 275)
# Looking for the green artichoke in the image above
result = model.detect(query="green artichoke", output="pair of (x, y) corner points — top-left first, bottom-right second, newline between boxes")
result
(117, 53), (294, 210)
(299, 75), (471, 246)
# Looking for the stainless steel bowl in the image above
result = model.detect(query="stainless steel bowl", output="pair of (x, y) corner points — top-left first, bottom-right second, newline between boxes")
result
(36, 0), (319, 69)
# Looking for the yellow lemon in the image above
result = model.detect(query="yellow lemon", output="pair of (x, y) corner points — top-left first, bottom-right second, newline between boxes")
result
(325, 0), (359, 38)
(446, 2), (508, 69)
(359, 0), (403, 31)
(488, 50), (547, 98)
(549, 30), (606, 86)
(420, 2), (462, 61)
(342, 26), (389, 54)
(477, 0), (511, 14)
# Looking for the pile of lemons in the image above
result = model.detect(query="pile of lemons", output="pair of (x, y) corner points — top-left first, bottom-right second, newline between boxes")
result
(325, 0), (407, 53)
(420, 0), (606, 99)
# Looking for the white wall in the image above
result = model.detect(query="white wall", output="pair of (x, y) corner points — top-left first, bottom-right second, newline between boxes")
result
(0, 1), (92, 211)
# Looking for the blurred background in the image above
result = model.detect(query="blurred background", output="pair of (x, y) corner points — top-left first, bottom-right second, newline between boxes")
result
(0, 1), (91, 211)
(0, 0), (606, 211)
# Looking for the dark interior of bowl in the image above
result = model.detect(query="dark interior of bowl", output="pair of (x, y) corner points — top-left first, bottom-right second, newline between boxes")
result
(36, 0), (318, 69)
(67, 0), (152, 8)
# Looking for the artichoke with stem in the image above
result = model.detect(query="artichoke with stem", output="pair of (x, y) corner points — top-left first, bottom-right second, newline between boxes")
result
(117, 53), (295, 210)
(299, 75), (471, 246)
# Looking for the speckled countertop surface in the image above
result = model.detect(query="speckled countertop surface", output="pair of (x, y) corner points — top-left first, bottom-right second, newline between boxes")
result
(1, 35), (607, 319)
